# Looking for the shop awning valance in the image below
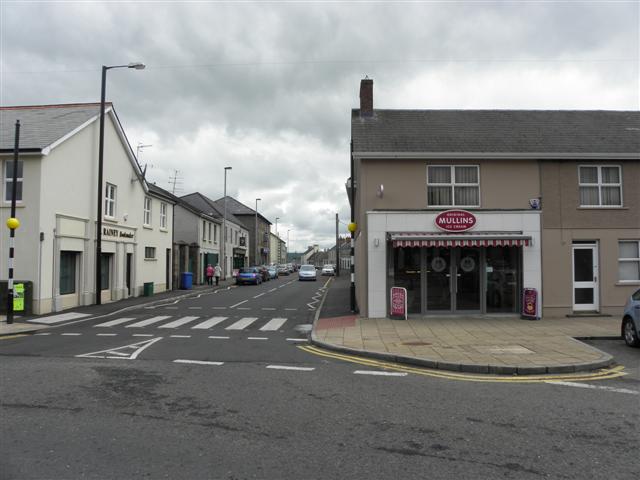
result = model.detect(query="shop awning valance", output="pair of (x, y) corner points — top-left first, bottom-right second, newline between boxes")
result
(390, 232), (532, 248)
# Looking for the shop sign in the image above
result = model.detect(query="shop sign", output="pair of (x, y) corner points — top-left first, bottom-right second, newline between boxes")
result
(435, 210), (476, 232)
(103, 227), (135, 239)
(390, 287), (407, 320)
(522, 288), (538, 320)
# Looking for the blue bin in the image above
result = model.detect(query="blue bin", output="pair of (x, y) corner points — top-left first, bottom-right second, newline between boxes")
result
(180, 272), (193, 290)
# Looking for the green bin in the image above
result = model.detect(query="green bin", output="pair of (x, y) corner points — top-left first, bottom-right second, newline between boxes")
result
(143, 282), (154, 297)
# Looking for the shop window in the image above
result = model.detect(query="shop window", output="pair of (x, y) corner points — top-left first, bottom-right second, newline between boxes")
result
(105, 183), (116, 218)
(145, 247), (156, 259)
(59, 251), (77, 295)
(100, 253), (111, 290)
(144, 197), (152, 225)
(160, 203), (167, 229)
(427, 165), (479, 207)
(579, 165), (622, 207)
(4, 160), (23, 202)
(619, 241), (640, 281)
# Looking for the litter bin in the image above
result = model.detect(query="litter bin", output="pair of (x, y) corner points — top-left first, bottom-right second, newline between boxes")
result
(143, 282), (154, 297)
(180, 272), (193, 290)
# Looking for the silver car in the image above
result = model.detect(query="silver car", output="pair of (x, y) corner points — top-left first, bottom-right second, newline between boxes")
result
(298, 264), (317, 281)
(621, 288), (640, 347)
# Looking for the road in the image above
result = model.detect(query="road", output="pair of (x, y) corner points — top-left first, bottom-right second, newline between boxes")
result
(1, 273), (638, 479)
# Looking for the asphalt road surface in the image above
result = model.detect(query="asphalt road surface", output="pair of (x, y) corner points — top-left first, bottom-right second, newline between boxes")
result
(1, 274), (638, 479)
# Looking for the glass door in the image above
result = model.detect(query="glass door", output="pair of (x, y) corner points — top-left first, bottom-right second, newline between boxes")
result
(454, 248), (481, 311)
(393, 247), (422, 314)
(572, 243), (599, 311)
(426, 248), (451, 311)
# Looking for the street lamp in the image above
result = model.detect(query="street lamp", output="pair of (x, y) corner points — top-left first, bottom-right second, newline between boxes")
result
(275, 217), (280, 263)
(287, 229), (291, 264)
(95, 62), (145, 305)
(222, 166), (232, 279)
(255, 198), (261, 265)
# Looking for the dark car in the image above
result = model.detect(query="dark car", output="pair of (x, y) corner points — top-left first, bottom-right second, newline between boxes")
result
(622, 288), (640, 347)
(257, 266), (270, 281)
(236, 267), (262, 285)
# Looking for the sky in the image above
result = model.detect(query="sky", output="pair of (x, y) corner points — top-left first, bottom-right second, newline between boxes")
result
(1, 1), (638, 251)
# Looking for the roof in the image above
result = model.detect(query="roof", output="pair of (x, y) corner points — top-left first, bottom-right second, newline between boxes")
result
(351, 109), (640, 157)
(147, 183), (178, 204)
(180, 192), (243, 226)
(213, 196), (272, 224)
(0, 103), (104, 152)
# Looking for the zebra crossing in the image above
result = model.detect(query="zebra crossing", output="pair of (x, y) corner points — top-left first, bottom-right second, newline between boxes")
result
(88, 314), (294, 332)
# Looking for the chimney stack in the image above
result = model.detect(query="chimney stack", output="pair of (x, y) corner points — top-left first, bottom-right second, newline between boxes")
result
(359, 78), (373, 117)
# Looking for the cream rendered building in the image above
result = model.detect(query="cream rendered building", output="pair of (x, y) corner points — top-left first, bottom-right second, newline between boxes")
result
(0, 104), (174, 315)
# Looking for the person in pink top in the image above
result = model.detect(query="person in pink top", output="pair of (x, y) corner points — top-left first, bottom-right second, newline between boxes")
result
(206, 264), (214, 286)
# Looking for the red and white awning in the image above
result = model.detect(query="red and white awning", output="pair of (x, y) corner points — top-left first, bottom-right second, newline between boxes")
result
(390, 233), (531, 248)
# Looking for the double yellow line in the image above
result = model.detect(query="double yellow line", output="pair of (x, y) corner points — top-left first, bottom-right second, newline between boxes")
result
(299, 345), (626, 383)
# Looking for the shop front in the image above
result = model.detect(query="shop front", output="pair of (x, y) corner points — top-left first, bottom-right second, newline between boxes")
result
(366, 210), (542, 318)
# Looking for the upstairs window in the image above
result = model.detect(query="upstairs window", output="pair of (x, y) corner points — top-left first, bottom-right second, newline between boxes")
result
(143, 197), (152, 225)
(105, 183), (117, 218)
(4, 160), (23, 202)
(579, 166), (622, 207)
(427, 165), (479, 207)
(203, 220), (207, 241)
(160, 203), (167, 229)
(208, 223), (212, 242)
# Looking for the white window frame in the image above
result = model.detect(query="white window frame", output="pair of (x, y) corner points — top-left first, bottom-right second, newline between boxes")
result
(214, 224), (218, 244)
(160, 203), (167, 229)
(427, 165), (480, 208)
(4, 159), (23, 203)
(105, 183), (117, 218)
(619, 240), (640, 282)
(578, 165), (623, 208)
(144, 246), (156, 260)
(143, 197), (152, 226)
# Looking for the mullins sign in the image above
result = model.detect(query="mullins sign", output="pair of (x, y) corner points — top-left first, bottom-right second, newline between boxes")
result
(435, 210), (477, 232)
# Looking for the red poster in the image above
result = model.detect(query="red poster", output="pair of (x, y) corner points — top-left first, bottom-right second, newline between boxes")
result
(390, 287), (407, 320)
(522, 288), (538, 319)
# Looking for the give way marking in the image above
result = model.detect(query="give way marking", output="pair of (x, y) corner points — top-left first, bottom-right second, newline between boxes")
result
(76, 337), (162, 360)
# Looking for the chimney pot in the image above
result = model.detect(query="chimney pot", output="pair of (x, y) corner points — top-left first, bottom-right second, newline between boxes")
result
(359, 78), (373, 117)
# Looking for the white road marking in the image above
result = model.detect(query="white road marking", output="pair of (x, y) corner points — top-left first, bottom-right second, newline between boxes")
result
(212, 307), (227, 310)
(354, 370), (408, 377)
(126, 316), (171, 328)
(61, 333), (82, 336)
(226, 317), (258, 330)
(545, 381), (639, 395)
(174, 359), (224, 366)
(253, 293), (265, 298)
(237, 307), (251, 310)
(248, 337), (269, 340)
(158, 316), (200, 329)
(208, 336), (230, 339)
(95, 317), (136, 327)
(170, 335), (191, 338)
(229, 300), (248, 309)
(261, 308), (276, 311)
(192, 317), (228, 329)
(165, 307), (179, 310)
(96, 333), (118, 337)
(266, 365), (315, 371)
(34, 332), (51, 336)
(285, 308), (297, 311)
(30, 312), (92, 324)
(260, 318), (287, 331)
(286, 338), (307, 342)
(76, 337), (162, 360)
(132, 334), (154, 337)
(268, 288), (277, 293)
(188, 307), (203, 310)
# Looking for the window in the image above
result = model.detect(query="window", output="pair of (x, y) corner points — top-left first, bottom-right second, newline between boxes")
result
(225, 226), (228, 243)
(144, 197), (152, 225)
(203, 220), (207, 241)
(235, 231), (238, 246)
(214, 225), (218, 244)
(59, 251), (77, 295)
(208, 223), (212, 242)
(4, 160), (23, 202)
(427, 165), (479, 207)
(105, 183), (116, 218)
(160, 203), (167, 229)
(619, 241), (640, 281)
(579, 166), (622, 207)
(100, 254), (111, 290)
(145, 247), (156, 260)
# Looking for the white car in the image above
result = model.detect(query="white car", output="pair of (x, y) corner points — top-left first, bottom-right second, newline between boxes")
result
(298, 264), (317, 281)
(321, 265), (335, 276)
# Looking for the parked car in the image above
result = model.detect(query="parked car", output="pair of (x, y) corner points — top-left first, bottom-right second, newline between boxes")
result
(298, 264), (317, 281)
(621, 288), (640, 347)
(267, 266), (278, 280)
(277, 265), (290, 276)
(257, 266), (270, 281)
(321, 265), (335, 276)
(236, 267), (262, 285)
(286, 263), (294, 273)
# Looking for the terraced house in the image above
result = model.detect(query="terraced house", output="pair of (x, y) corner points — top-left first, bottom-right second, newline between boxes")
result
(350, 79), (639, 319)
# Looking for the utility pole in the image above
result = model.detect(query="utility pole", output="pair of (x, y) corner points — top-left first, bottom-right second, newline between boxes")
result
(335, 213), (340, 276)
(5, 120), (21, 324)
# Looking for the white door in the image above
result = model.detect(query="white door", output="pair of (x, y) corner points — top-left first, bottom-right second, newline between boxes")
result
(572, 244), (599, 311)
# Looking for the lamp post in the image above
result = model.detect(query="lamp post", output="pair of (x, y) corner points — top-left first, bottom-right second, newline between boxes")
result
(222, 166), (232, 279)
(287, 229), (291, 265)
(254, 198), (261, 265)
(95, 62), (145, 306)
(274, 217), (280, 263)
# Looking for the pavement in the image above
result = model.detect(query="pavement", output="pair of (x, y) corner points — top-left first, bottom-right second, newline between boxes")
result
(311, 274), (624, 375)
(1, 273), (626, 376)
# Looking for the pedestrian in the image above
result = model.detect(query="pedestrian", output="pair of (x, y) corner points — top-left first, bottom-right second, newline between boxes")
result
(214, 263), (222, 286)
(206, 264), (214, 286)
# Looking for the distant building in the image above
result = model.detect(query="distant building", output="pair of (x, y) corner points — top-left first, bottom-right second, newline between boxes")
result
(268, 232), (287, 265)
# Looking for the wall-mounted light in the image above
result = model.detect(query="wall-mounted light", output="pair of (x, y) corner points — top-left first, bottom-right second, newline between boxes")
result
(374, 238), (380, 247)
(123, 213), (129, 222)
(376, 184), (384, 198)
